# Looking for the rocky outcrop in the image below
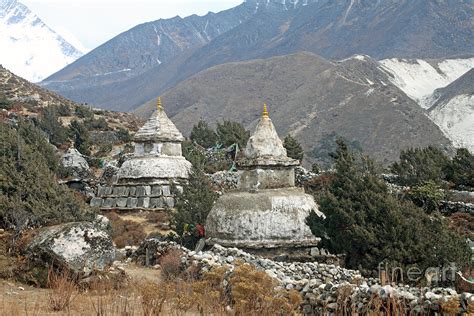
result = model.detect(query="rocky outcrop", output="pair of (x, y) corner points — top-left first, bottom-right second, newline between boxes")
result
(26, 222), (116, 276)
(60, 148), (91, 178)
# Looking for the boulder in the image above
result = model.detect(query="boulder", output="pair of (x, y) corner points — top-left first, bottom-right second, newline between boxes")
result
(27, 222), (116, 276)
(61, 148), (91, 178)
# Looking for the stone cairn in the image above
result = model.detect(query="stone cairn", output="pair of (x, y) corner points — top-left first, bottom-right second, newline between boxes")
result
(205, 104), (325, 255)
(90, 98), (192, 210)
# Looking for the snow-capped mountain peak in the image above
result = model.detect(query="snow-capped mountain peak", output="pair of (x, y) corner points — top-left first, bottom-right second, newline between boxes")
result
(0, 0), (84, 82)
(379, 57), (474, 109)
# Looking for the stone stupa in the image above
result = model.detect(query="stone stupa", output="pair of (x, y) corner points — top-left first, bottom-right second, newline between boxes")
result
(91, 98), (192, 210)
(205, 104), (324, 253)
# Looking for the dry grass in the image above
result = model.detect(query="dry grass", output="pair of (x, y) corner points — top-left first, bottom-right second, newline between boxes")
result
(229, 262), (302, 315)
(158, 249), (183, 281)
(47, 269), (77, 312)
(440, 297), (461, 316)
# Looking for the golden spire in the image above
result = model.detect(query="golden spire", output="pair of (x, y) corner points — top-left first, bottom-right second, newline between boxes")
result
(262, 103), (269, 118)
(157, 97), (163, 111)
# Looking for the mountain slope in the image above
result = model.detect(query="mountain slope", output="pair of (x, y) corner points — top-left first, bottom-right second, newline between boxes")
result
(40, 0), (263, 103)
(42, 0), (474, 111)
(0, 65), (142, 134)
(0, 64), (75, 108)
(428, 69), (474, 152)
(0, 0), (83, 82)
(380, 57), (474, 108)
(136, 52), (451, 166)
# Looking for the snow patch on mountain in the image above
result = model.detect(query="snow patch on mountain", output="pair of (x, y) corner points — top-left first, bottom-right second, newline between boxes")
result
(379, 58), (474, 108)
(429, 94), (474, 152)
(0, 0), (83, 82)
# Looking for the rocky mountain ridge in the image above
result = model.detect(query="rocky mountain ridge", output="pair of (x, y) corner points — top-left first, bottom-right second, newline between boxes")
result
(379, 57), (474, 152)
(0, 0), (83, 82)
(135, 52), (452, 166)
(41, 0), (474, 111)
(428, 70), (474, 152)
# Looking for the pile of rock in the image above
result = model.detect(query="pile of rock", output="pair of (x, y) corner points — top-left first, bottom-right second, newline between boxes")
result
(302, 282), (473, 315)
(294, 166), (318, 186)
(440, 201), (474, 215)
(136, 240), (474, 315)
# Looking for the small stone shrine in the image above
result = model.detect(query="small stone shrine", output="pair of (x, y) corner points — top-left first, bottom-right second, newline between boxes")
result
(206, 104), (324, 252)
(91, 98), (192, 210)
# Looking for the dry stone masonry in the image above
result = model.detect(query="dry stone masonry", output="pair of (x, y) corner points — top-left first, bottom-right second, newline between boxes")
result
(205, 105), (324, 251)
(133, 240), (474, 315)
(90, 98), (191, 210)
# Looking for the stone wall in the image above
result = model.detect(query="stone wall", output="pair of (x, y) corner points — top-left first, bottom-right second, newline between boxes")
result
(134, 240), (474, 315)
(440, 201), (474, 215)
(90, 183), (182, 210)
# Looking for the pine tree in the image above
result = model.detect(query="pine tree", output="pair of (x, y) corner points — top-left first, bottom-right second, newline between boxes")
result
(0, 121), (92, 231)
(283, 135), (304, 161)
(172, 166), (218, 246)
(190, 119), (218, 148)
(447, 148), (474, 187)
(307, 139), (470, 275)
(216, 121), (250, 148)
(391, 146), (450, 186)
(69, 119), (91, 156)
(38, 106), (68, 146)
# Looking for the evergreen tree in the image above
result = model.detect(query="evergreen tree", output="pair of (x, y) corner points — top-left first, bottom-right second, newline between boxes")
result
(0, 121), (92, 232)
(172, 166), (218, 247)
(307, 140), (470, 275)
(406, 181), (445, 214)
(182, 140), (207, 170)
(74, 105), (94, 119)
(446, 148), (474, 188)
(17, 120), (67, 177)
(38, 106), (68, 146)
(69, 119), (91, 156)
(283, 135), (304, 161)
(391, 146), (450, 187)
(190, 119), (218, 148)
(216, 121), (250, 149)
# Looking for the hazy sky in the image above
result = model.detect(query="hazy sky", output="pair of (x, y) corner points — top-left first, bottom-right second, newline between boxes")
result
(22, 0), (244, 52)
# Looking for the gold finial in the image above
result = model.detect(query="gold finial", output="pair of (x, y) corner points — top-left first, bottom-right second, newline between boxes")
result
(262, 103), (269, 118)
(157, 97), (163, 111)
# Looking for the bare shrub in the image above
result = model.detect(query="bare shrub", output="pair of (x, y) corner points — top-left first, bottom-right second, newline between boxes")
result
(137, 281), (169, 316)
(105, 211), (146, 248)
(449, 212), (474, 239)
(84, 269), (128, 293)
(191, 266), (230, 313)
(440, 297), (461, 316)
(229, 262), (302, 315)
(159, 249), (183, 281)
(47, 269), (77, 312)
(335, 284), (353, 315)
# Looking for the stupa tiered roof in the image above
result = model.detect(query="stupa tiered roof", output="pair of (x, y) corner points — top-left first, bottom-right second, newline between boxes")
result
(133, 98), (184, 143)
(239, 104), (299, 167)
